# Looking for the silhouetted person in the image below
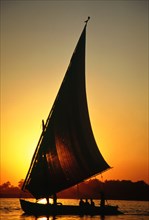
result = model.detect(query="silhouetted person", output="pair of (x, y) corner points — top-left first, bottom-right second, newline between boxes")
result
(85, 199), (90, 207)
(100, 191), (105, 207)
(46, 197), (50, 205)
(53, 193), (57, 205)
(79, 198), (85, 206)
(90, 198), (95, 207)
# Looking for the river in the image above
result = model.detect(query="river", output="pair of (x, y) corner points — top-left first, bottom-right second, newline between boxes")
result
(0, 198), (148, 220)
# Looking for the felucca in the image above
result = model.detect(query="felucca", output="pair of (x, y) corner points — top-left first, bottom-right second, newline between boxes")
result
(20, 18), (123, 216)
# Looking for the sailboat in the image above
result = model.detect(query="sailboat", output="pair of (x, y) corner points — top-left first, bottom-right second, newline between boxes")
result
(20, 18), (122, 216)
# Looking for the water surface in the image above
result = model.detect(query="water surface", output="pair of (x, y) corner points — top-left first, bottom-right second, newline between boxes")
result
(0, 198), (148, 220)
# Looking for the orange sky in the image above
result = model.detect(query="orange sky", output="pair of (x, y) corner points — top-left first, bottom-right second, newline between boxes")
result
(1, 0), (148, 186)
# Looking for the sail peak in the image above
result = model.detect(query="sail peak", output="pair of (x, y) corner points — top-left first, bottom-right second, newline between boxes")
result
(84, 16), (90, 26)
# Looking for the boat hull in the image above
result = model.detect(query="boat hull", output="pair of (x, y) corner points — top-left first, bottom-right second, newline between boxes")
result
(20, 199), (123, 216)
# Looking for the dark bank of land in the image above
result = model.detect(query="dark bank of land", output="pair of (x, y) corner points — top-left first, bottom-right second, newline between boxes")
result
(0, 179), (149, 201)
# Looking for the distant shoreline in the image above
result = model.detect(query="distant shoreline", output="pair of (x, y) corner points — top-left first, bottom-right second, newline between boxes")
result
(0, 196), (148, 202)
(0, 179), (149, 201)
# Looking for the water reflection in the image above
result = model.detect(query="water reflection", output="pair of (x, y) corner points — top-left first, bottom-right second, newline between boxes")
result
(20, 214), (56, 220)
(21, 215), (106, 220)
(35, 216), (56, 220)
(35, 217), (105, 220)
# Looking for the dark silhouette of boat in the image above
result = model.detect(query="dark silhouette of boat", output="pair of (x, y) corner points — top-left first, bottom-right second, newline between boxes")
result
(20, 199), (122, 216)
(20, 18), (123, 216)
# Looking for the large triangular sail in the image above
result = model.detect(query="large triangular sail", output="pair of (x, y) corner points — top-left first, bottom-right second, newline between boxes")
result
(22, 23), (110, 199)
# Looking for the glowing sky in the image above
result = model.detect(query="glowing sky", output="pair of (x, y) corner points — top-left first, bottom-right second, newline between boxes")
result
(1, 0), (148, 186)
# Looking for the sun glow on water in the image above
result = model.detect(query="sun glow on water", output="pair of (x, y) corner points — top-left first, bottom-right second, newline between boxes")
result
(38, 198), (53, 204)
(36, 217), (54, 220)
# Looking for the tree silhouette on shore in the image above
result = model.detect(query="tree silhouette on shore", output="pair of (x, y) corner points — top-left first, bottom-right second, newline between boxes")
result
(0, 179), (148, 201)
